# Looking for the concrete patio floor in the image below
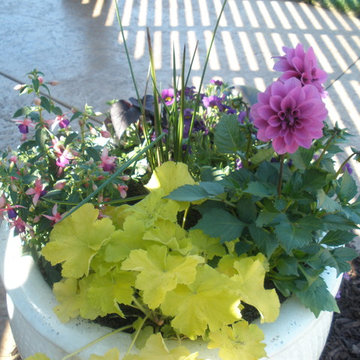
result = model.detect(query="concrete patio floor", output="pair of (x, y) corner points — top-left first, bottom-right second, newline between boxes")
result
(1, 0), (360, 358)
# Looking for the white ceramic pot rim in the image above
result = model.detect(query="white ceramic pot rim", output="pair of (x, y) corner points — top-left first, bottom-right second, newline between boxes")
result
(0, 221), (343, 359)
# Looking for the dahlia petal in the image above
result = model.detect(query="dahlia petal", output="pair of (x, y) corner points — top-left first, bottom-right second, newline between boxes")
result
(272, 137), (287, 154)
(257, 105), (275, 120)
(265, 125), (281, 139)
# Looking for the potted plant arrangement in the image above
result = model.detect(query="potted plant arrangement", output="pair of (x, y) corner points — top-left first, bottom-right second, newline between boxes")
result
(1, 2), (359, 359)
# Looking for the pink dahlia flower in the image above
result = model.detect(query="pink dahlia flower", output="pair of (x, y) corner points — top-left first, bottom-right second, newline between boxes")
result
(250, 78), (327, 154)
(273, 44), (327, 96)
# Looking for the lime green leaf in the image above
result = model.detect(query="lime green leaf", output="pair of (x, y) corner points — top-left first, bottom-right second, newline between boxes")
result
(188, 229), (226, 260)
(123, 333), (202, 360)
(103, 204), (132, 230)
(208, 321), (266, 360)
(52, 278), (82, 322)
(82, 270), (135, 318)
(145, 161), (196, 195)
(89, 348), (120, 360)
(161, 265), (241, 339)
(214, 114), (245, 154)
(42, 204), (115, 278)
(143, 219), (191, 254)
(25, 354), (51, 360)
(231, 255), (280, 323)
(121, 245), (203, 309)
(193, 208), (245, 243)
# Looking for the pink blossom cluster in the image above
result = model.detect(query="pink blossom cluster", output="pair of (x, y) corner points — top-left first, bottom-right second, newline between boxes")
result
(251, 44), (328, 154)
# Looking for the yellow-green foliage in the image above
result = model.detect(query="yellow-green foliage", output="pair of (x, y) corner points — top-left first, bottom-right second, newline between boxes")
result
(41, 161), (280, 360)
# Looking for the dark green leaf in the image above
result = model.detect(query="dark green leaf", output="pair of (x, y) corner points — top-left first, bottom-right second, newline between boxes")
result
(317, 190), (342, 212)
(320, 230), (356, 246)
(244, 181), (277, 198)
(32, 78), (40, 92)
(40, 96), (52, 113)
(234, 241), (252, 255)
(338, 171), (357, 202)
(53, 106), (63, 116)
(276, 256), (299, 276)
(85, 147), (101, 162)
(192, 208), (245, 243)
(237, 85), (260, 106)
(322, 214), (356, 231)
(13, 107), (25, 118)
(70, 111), (82, 122)
(166, 182), (224, 202)
(295, 277), (339, 317)
(250, 148), (274, 165)
(236, 198), (257, 223)
(214, 114), (245, 154)
(255, 211), (280, 227)
(302, 168), (328, 192)
(248, 224), (279, 257)
(318, 247), (356, 276)
(35, 127), (48, 149)
(289, 147), (314, 170)
(64, 133), (79, 147)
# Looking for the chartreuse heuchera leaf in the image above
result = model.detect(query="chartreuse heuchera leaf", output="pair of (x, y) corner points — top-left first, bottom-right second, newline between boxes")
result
(89, 348), (121, 360)
(208, 321), (266, 360)
(25, 354), (51, 360)
(121, 245), (203, 309)
(42, 203), (115, 278)
(42, 162), (278, 360)
(161, 265), (242, 339)
(123, 333), (202, 360)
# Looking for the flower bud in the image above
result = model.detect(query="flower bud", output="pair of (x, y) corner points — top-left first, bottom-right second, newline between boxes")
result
(34, 97), (41, 106)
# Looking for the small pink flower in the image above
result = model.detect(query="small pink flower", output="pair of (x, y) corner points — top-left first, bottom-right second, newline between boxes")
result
(12, 118), (35, 134)
(13, 84), (26, 91)
(54, 180), (66, 190)
(100, 148), (116, 172)
(100, 130), (111, 138)
(38, 76), (44, 84)
(117, 185), (128, 199)
(25, 178), (46, 205)
(251, 78), (327, 154)
(9, 156), (17, 163)
(0, 195), (6, 209)
(43, 204), (62, 224)
(12, 217), (27, 233)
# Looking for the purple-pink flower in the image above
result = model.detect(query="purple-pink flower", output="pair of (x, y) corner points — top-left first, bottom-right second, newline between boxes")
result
(25, 178), (46, 205)
(202, 95), (223, 109)
(273, 43), (327, 96)
(161, 88), (175, 106)
(250, 78), (328, 154)
(100, 148), (116, 172)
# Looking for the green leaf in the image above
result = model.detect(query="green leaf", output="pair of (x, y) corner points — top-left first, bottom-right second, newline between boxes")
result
(35, 127), (48, 149)
(244, 181), (277, 198)
(40, 96), (52, 113)
(275, 216), (313, 253)
(276, 256), (298, 276)
(289, 147), (314, 170)
(193, 208), (245, 243)
(166, 182), (224, 202)
(85, 146), (101, 162)
(295, 277), (339, 317)
(64, 132), (79, 147)
(236, 198), (257, 224)
(302, 168), (328, 192)
(320, 230), (356, 246)
(214, 114), (245, 154)
(317, 190), (342, 212)
(338, 171), (357, 202)
(13, 107), (25, 118)
(32, 78), (40, 92)
(70, 111), (82, 122)
(53, 106), (63, 116)
(250, 148), (274, 165)
(318, 247), (356, 276)
(322, 214), (356, 231)
(248, 225), (278, 257)
(237, 85), (260, 106)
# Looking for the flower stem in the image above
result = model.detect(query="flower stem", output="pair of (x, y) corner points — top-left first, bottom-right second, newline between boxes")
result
(335, 152), (357, 178)
(61, 324), (133, 360)
(124, 315), (149, 357)
(277, 154), (285, 197)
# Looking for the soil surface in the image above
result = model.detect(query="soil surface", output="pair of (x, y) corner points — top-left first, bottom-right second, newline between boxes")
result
(320, 255), (360, 359)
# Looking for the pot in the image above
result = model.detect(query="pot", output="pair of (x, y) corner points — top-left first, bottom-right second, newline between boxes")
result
(0, 221), (342, 359)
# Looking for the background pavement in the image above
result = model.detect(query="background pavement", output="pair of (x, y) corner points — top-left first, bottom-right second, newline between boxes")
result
(0, 0), (360, 358)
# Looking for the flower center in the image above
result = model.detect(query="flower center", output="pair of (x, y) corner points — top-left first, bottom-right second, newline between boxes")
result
(279, 108), (300, 128)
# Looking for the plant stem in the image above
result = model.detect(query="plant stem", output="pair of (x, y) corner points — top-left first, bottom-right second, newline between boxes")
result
(335, 152), (357, 177)
(314, 132), (337, 167)
(124, 315), (149, 357)
(277, 154), (285, 197)
(61, 324), (133, 360)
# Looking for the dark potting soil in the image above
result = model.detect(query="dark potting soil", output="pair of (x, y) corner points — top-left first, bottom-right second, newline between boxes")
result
(320, 255), (360, 360)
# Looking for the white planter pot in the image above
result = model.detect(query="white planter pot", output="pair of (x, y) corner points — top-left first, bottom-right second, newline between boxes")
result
(0, 221), (342, 360)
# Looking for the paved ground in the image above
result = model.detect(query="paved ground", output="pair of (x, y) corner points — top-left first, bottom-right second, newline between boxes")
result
(0, 0), (360, 358)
